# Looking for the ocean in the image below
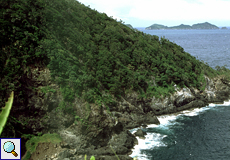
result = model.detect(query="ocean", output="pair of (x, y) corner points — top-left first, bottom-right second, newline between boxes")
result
(130, 102), (230, 160)
(141, 29), (230, 69)
(130, 29), (230, 160)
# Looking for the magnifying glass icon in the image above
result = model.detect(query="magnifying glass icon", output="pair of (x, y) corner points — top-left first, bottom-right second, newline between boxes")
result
(3, 141), (18, 157)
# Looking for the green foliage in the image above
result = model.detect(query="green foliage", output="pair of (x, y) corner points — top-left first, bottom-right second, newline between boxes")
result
(56, 101), (74, 114)
(60, 86), (75, 102)
(90, 156), (96, 160)
(197, 74), (206, 91)
(22, 151), (31, 160)
(1, 0), (224, 125)
(40, 86), (56, 94)
(37, 0), (222, 108)
(25, 133), (62, 156)
(74, 115), (86, 125)
(0, 0), (47, 108)
(215, 65), (230, 81)
(84, 155), (96, 160)
(199, 60), (218, 78)
(0, 91), (14, 135)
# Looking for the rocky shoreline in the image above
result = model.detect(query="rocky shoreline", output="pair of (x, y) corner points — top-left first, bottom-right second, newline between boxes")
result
(15, 66), (230, 160)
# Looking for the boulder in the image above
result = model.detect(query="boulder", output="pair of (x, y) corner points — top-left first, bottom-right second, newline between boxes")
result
(134, 129), (147, 139)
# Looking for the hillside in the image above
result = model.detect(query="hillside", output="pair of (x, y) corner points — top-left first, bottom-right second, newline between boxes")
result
(1, 0), (220, 109)
(146, 22), (219, 30)
(1, 0), (230, 159)
(125, 24), (134, 29)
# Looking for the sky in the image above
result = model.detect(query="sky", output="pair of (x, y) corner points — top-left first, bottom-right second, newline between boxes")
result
(78, 0), (230, 28)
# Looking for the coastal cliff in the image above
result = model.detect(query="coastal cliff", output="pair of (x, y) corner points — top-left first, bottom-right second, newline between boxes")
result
(1, 0), (230, 160)
(18, 66), (230, 160)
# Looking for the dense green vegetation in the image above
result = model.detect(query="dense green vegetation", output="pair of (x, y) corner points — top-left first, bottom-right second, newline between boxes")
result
(125, 24), (134, 29)
(0, 0), (228, 114)
(0, 0), (48, 107)
(41, 0), (220, 106)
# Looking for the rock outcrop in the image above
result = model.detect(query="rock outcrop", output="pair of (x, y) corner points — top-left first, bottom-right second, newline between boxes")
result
(149, 76), (230, 115)
(13, 67), (230, 160)
(134, 129), (147, 139)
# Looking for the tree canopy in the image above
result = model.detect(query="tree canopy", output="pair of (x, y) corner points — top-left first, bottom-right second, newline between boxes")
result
(0, 0), (224, 110)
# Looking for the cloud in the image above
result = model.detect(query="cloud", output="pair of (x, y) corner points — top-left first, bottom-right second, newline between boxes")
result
(79, 0), (133, 20)
(128, 0), (229, 21)
(79, 0), (230, 26)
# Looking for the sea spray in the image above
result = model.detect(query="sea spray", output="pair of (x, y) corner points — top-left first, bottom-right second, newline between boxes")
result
(130, 100), (230, 159)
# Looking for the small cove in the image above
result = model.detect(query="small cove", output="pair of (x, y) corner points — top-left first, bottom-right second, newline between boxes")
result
(130, 101), (230, 160)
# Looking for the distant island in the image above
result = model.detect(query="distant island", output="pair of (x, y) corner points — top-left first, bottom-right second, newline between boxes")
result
(146, 22), (219, 30)
(221, 27), (228, 29)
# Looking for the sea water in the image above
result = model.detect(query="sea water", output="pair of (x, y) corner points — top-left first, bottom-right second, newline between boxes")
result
(141, 29), (230, 70)
(130, 101), (230, 160)
(130, 29), (230, 160)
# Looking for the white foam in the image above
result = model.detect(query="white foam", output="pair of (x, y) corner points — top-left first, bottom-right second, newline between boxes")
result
(157, 114), (179, 126)
(209, 103), (216, 107)
(130, 99), (230, 159)
(130, 133), (167, 159)
(207, 100), (230, 107)
(222, 100), (230, 106)
(182, 107), (210, 116)
(146, 124), (158, 128)
(129, 128), (140, 135)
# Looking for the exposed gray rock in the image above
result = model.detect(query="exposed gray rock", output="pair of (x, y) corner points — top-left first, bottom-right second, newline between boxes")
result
(134, 129), (147, 139)
(174, 88), (195, 107)
(202, 76), (230, 103)
(57, 150), (73, 160)
(149, 77), (230, 115)
(59, 130), (81, 149)
(14, 67), (230, 160)
(176, 100), (207, 111)
(150, 87), (197, 115)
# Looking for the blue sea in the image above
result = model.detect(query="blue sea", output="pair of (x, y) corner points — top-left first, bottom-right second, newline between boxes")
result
(130, 29), (230, 160)
(141, 29), (230, 69)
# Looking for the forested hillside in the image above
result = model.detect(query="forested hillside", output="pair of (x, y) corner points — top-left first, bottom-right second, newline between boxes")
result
(2, 1), (230, 159)
(1, 0), (47, 108)
(0, 0), (227, 111)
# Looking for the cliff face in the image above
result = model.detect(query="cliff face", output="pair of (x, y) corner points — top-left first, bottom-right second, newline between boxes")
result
(20, 66), (159, 160)
(18, 66), (230, 160)
(150, 75), (230, 115)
